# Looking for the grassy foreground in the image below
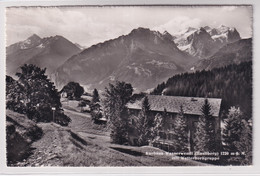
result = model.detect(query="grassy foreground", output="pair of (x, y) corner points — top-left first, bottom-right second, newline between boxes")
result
(7, 100), (208, 166)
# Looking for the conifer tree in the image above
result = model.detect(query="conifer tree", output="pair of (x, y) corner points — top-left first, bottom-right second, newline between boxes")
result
(223, 107), (243, 151)
(223, 106), (252, 165)
(194, 112), (208, 152)
(151, 113), (163, 142)
(137, 96), (152, 146)
(194, 99), (216, 152)
(92, 88), (100, 103)
(151, 61), (252, 119)
(103, 81), (133, 144)
(162, 108), (169, 131)
(160, 108), (169, 144)
(173, 105), (189, 152)
(234, 119), (252, 165)
(110, 105), (129, 144)
(90, 88), (101, 122)
(150, 108), (169, 148)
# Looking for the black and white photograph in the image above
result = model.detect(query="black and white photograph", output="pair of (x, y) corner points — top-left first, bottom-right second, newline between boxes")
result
(3, 3), (255, 170)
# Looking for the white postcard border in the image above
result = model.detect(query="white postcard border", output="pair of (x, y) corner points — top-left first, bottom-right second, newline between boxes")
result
(0, 0), (259, 175)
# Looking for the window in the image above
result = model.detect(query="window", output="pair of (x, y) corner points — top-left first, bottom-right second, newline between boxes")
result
(131, 119), (135, 125)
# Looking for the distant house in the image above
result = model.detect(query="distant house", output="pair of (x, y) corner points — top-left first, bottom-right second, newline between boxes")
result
(126, 95), (222, 151)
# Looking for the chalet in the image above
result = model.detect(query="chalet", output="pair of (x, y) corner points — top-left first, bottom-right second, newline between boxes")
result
(126, 95), (222, 151)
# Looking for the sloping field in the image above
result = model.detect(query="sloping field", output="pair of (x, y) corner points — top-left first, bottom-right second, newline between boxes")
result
(15, 121), (206, 167)
(6, 110), (43, 165)
(8, 101), (208, 166)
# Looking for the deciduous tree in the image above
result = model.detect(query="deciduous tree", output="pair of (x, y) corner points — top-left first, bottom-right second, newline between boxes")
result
(6, 64), (70, 126)
(61, 82), (84, 100)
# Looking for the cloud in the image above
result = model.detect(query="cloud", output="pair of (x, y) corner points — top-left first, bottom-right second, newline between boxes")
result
(6, 7), (139, 47)
(153, 16), (202, 34)
(6, 6), (252, 47)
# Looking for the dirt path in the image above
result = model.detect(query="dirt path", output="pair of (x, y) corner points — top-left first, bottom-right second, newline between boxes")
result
(15, 108), (110, 166)
(63, 108), (91, 118)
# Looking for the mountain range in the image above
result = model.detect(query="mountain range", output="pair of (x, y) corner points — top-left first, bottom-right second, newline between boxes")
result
(173, 25), (241, 59)
(53, 27), (198, 91)
(6, 34), (81, 76)
(6, 25), (252, 92)
(195, 38), (252, 70)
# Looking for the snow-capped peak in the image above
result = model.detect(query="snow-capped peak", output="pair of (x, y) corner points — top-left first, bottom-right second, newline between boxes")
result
(228, 27), (236, 32)
(173, 25), (241, 58)
(217, 25), (230, 33)
(19, 34), (42, 50)
(209, 25), (240, 43)
(186, 27), (197, 33)
(162, 30), (176, 41)
(196, 27), (207, 34)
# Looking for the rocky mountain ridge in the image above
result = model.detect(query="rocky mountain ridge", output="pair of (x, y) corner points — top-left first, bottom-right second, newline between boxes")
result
(53, 27), (198, 91)
(6, 34), (81, 76)
(195, 38), (252, 70)
(173, 25), (241, 59)
(6, 25), (250, 92)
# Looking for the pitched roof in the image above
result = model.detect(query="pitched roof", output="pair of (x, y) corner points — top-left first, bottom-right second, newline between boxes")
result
(126, 95), (222, 117)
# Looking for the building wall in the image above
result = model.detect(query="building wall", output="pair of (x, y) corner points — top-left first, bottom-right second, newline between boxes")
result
(128, 109), (221, 151)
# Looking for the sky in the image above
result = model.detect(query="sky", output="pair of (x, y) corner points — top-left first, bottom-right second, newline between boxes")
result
(6, 5), (252, 47)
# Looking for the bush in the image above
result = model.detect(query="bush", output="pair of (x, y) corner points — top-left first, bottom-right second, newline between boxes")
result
(91, 110), (103, 123)
(55, 112), (71, 126)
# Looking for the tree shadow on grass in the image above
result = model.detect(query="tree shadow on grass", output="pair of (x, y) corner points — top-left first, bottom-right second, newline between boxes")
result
(110, 147), (144, 157)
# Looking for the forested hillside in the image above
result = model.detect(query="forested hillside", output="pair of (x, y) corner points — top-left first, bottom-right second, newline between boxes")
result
(152, 61), (252, 118)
